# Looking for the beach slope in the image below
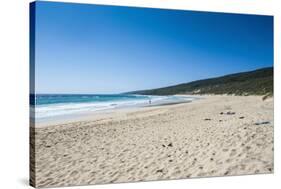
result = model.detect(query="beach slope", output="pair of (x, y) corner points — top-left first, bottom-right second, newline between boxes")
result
(30, 95), (273, 187)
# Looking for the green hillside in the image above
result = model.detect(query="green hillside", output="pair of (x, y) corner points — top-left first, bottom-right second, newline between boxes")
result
(129, 67), (273, 96)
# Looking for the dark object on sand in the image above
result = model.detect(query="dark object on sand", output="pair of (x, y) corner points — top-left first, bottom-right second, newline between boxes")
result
(239, 116), (245, 119)
(204, 118), (211, 121)
(226, 111), (236, 115)
(254, 121), (270, 125)
(156, 169), (164, 173)
(262, 94), (272, 101)
(220, 112), (224, 115)
(168, 143), (173, 147)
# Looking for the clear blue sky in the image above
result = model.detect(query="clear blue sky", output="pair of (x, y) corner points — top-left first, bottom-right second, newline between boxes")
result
(34, 1), (273, 94)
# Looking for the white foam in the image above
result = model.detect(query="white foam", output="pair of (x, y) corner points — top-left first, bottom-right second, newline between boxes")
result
(34, 95), (195, 119)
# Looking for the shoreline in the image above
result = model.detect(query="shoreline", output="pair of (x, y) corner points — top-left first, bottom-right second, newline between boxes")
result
(32, 94), (270, 128)
(33, 94), (201, 127)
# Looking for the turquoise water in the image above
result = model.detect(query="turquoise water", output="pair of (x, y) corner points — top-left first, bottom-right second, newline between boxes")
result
(33, 94), (195, 119)
(36, 94), (151, 105)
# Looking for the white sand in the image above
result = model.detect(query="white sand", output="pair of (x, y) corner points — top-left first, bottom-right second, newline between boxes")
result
(30, 95), (273, 187)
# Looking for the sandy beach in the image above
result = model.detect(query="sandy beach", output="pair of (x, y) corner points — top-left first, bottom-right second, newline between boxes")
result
(30, 95), (273, 187)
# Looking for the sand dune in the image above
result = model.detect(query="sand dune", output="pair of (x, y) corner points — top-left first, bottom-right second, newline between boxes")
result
(30, 95), (273, 187)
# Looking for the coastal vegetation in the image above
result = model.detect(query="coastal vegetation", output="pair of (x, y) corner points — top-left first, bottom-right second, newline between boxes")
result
(130, 67), (273, 96)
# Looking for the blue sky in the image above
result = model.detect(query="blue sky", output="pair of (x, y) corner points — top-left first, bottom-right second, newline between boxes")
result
(34, 1), (273, 94)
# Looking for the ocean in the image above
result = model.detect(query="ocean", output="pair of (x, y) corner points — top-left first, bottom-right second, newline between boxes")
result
(32, 94), (195, 120)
